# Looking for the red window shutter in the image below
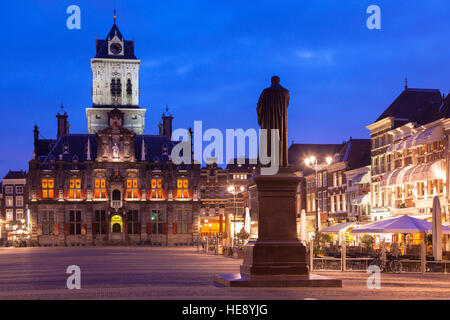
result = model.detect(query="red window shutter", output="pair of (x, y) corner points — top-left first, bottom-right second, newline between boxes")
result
(92, 223), (96, 235)
(64, 224), (70, 236)
(188, 189), (194, 199)
(105, 223), (109, 234)
(54, 223), (59, 236)
(163, 189), (167, 200)
(172, 189), (177, 199)
(125, 223), (128, 233)
(64, 189), (70, 200)
(54, 190), (59, 200)
(81, 189), (86, 200)
(188, 223), (193, 234)
(163, 223), (168, 234)
(173, 223), (177, 234)
(147, 189), (152, 200)
(36, 189), (42, 200)
(138, 223), (141, 234)
(147, 223), (152, 234)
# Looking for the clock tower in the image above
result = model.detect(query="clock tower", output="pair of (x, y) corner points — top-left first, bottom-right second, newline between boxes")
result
(86, 13), (146, 134)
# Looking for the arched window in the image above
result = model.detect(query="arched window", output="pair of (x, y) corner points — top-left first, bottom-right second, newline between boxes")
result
(112, 189), (121, 201)
(126, 79), (132, 95)
(110, 78), (122, 97)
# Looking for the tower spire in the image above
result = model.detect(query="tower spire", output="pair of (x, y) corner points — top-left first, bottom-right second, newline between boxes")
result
(405, 77), (408, 90)
(113, 8), (117, 24)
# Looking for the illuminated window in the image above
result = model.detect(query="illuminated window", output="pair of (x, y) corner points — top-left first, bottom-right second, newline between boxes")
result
(42, 179), (54, 199)
(126, 177), (139, 199)
(94, 178), (107, 199)
(69, 178), (81, 199)
(151, 178), (162, 199)
(177, 179), (189, 199)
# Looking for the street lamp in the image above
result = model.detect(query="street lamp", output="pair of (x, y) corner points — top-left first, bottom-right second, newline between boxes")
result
(304, 155), (333, 234)
(227, 185), (245, 248)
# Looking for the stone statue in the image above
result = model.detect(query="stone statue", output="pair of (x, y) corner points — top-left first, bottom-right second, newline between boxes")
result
(256, 75), (290, 167)
(112, 143), (119, 159)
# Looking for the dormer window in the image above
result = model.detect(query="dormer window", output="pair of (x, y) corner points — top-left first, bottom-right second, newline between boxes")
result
(63, 144), (69, 154)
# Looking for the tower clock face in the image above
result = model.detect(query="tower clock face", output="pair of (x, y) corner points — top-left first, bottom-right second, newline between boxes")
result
(110, 43), (123, 55)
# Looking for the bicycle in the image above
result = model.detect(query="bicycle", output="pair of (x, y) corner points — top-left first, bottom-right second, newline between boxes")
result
(369, 254), (402, 273)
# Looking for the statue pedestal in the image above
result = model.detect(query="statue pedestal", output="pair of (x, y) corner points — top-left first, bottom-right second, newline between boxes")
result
(214, 167), (341, 287)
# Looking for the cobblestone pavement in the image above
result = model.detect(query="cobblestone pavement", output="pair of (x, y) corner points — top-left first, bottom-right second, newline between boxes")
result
(0, 246), (449, 300)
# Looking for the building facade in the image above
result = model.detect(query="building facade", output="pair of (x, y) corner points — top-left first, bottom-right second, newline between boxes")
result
(28, 20), (201, 247)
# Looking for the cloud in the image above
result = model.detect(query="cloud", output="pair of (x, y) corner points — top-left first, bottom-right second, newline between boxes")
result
(295, 49), (335, 66)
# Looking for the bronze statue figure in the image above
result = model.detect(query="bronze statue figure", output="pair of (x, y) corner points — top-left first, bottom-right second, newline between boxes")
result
(256, 75), (290, 167)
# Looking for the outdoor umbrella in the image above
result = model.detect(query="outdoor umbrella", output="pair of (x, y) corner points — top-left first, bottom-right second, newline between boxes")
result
(351, 215), (450, 234)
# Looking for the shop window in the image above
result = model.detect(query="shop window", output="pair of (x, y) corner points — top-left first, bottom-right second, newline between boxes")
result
(69, 178), (81, 199)
(42, 178), (54, 199)
(177, 179), (189, 199)
(151, 178), (162, 199)
(94, 178), (107, 199)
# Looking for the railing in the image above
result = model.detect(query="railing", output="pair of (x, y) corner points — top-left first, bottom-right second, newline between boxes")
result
(311, 257), (450, 273)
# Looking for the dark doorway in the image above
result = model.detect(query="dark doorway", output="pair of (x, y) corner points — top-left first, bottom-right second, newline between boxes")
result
(112, 223), (121, 233)
(112, 189), (121, 201)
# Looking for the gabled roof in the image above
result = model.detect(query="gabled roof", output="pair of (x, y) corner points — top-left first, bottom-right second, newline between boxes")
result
(338, 139), (371, 170)
(437, 94), (450, 119)
(94, 23), (137, 60)
(376, 88), (443, 124)
(3, 170), (27, 180)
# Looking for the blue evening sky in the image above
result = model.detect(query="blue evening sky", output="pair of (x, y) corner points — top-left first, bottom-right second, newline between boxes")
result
(1, 0), (450, 176)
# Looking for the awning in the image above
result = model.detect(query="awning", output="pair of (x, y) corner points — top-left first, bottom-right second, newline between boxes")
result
(351, 194), (370, 206)
(403, 159), (444, 184)
(387, 127), (442, 153)
(380, 166), (411, 187)
(322, 222), (355, 233)
(406, 127), (442, 149)
(351, 172), (370, 184)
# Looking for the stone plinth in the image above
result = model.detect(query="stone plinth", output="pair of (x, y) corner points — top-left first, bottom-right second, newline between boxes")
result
(215, 167), (342, 287)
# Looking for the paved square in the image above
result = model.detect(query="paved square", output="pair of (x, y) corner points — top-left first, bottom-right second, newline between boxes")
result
(0, 246), (449, 299)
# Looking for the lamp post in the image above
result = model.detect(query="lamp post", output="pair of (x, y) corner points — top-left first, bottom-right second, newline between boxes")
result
(227, 185), (245, 248)
(304, 155), (332, 234)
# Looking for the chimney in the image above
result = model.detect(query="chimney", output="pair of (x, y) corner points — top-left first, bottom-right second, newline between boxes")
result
(161, 105), (173, 137)
(56, 104), (69, 138)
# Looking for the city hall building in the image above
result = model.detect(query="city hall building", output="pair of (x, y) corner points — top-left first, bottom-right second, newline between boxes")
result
(27, 19), (201, 246)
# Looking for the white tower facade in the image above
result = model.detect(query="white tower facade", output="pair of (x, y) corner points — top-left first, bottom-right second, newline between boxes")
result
(86, 20), (146, 134)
